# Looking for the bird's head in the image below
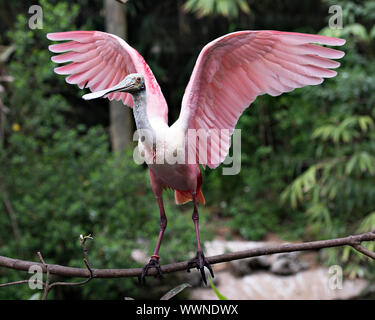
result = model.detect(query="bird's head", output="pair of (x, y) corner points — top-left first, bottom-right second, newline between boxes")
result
(119, 73), (145, 93)
(82, 73), (145, 100)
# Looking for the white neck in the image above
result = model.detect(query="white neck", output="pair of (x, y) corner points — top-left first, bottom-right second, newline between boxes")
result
(132, 90), (156, 154)
(132, 90), (152, 130)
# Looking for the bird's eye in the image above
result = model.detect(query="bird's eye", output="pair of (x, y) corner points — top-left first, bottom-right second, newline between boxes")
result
(136, 77), (141, 83)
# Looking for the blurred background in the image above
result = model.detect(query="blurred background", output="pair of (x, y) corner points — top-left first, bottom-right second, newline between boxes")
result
(0, 0), (374, 300)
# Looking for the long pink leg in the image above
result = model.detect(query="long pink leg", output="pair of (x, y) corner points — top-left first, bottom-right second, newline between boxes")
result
(152, 196), (167, 257)
(192, 193), (202, 252)
(187, 192), (214, 284)
(140, 195), (167, 283)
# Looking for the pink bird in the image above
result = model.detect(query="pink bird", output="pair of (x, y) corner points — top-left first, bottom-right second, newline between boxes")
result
(47, 30), (345, 284)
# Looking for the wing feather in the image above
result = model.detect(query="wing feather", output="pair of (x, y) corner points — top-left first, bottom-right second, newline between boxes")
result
(179, 30), (345, 168)
(48, 31), (168, 122)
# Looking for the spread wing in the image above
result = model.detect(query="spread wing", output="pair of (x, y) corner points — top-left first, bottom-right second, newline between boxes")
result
(47, 31), (168, 122)
(178, 30), (345, 168)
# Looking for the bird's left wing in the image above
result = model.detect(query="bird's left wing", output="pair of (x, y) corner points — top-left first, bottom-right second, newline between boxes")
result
(47, 31), (168, 123)
(178, 30), (345, 168)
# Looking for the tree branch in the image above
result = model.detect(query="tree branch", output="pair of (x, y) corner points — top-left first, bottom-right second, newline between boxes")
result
(0, 235), (94, 299)
(1, 231), (374, 282)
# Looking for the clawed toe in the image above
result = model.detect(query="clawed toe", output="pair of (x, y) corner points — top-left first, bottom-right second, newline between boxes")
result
(139, 255), (163, 285)
(187, 251), (214, 285)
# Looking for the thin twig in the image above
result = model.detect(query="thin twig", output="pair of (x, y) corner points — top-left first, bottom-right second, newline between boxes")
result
(47, 235), (95, 293)
(37, 252), (50, 300)
(352, 244), (375, 259)
(0, 279), (44, 288)
(0, 98), (9, 148)
(0, 280), (29, 288)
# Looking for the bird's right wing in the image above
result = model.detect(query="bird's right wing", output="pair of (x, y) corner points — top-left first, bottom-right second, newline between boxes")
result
(47, 31), (168, 123)
(178, 30), (345, 168)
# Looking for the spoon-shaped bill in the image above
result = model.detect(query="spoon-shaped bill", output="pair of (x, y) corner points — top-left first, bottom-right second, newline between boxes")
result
(82, 88), (113, 100)
(82, 78), (133, 100)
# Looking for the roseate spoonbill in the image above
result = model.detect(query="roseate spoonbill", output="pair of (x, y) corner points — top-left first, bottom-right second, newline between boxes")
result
(47, 30), (345, 284)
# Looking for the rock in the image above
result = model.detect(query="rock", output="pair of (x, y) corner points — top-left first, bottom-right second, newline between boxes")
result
(205, 240), (308, 277)
(188, 268), (220, 288)
(189, 269), (368, 300)
(229, 256), (271, 277)
(356, 283), (375, 299)
(229, 259), (252, 277)
(131, 249), (148, 264)
(204, 240), (269, 257)
(270, 252), (309, 275)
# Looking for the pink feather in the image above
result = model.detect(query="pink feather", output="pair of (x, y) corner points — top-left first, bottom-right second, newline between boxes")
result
(179, 30), (345, 168)
(47, 31), (168, 122)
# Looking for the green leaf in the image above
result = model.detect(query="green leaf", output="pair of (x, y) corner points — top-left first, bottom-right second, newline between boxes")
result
(345, 23), (369, 41)
(358, 212), (375, 233)
(370, 25), (375, 39)
(29, 292), (41, 300)
(160, 283), (192, 300)
(345, 155), (357, 175)
(208, 277), (227, 300)
(184, 0), (250, 18)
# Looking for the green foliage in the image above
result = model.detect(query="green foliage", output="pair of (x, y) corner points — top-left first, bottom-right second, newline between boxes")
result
(279, 0), (375, 277)
(184, 0), (250, 19)
(312, 116), (373, 144)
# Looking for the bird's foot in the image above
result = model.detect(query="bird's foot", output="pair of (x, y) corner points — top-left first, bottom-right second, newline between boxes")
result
(187, 250), (214, 285)
(139, 255), (163, 285)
